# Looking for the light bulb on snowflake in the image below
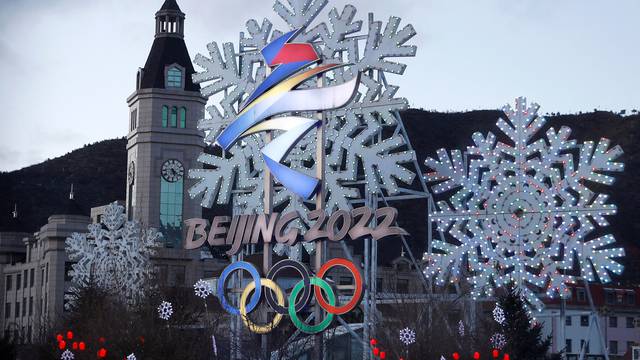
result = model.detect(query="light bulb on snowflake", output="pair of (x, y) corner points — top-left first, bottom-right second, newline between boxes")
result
(158, 301), (173, 320)
(399, 327), (416, 346)
(424, 97), (625, 310)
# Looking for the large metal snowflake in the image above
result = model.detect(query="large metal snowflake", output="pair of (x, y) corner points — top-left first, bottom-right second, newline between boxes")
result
(423, 97), (625, 310)
(65, 202), (162, 307)
(188, 0), (417, 260)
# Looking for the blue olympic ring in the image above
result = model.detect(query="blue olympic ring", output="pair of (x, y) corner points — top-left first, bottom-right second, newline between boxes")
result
(217, 261), (262, 316)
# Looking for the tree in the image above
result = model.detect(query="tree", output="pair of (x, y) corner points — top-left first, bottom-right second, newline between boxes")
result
(497, 286), (559, 360)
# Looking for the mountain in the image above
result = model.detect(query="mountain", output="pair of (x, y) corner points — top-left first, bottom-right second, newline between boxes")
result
(1, 109), (638, 284)
(0, 138), (127, 232)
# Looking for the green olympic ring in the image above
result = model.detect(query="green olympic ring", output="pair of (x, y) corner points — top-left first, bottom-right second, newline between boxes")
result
(288, 277), (336, 334)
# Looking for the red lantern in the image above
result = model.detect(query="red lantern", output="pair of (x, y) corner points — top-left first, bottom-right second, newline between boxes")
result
(66, 331), (73, 340)
(72, 342), (78, 350)
(380, 351), (386, 359)
(503, 354), (510, 360)
(493, 349), (500, 358)
(373, 347), (380, 356)
(98, 348), (107, 358)
(453, 352), (460, 360)
(474, 351), (480, 360)
(56, 334), (63, 342)
(79, 342), (86, 351)
(370, 338), (377, 346)
(58, 340), (66, 350)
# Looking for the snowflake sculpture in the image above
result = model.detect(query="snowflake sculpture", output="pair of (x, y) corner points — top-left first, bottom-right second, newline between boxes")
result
(399, 327), (416, 346)
(194, 279), (213, 299)
(493, 304), (505, 325)
(490, 333), (507, 350)
(61, 349), (74, 360)
(127, 353), (137, 360)
(158, 301), (173, 320)
(458, 320), (465, 337)
(424, 97), (625, 310)
(188, 0), (418, 260)
(65, 202), (162, 308)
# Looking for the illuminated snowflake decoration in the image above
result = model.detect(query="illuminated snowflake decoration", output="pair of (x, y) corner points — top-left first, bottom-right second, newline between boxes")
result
(158, 301), (173, 320)
(126, 354), (137, 360)
(194, 279), (213, 299)
(188, 0), (417, 260)
(65, 202), (161, 308)
(399, 327), (416, 346)
(493, 304), (505, 325)
(458, 320), (465, 337)
(61, 350), (74, 360)
(490, 333), (507, 350)
(424, 97), (625, 310)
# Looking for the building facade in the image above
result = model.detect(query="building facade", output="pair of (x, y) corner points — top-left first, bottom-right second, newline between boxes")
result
(1, 198), (89, 343)
(539, 284), (640, 359)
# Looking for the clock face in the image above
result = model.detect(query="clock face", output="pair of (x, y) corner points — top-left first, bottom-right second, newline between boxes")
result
(128, 162), (135, 185)
(161, 159), (184, 182)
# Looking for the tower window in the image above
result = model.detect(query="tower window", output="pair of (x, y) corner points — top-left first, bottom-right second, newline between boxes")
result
(167, 67), (182, 88)
(162, 106), (168, 127)
(179, 107), (186, 128)
(170, 106), (178, 127)
(160, 178), (183, 248)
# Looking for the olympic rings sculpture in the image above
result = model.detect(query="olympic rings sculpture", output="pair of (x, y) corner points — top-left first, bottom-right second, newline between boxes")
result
(217, 258), (363, 334)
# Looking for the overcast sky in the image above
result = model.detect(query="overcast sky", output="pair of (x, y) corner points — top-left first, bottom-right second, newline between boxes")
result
(0, 0), (638, 172)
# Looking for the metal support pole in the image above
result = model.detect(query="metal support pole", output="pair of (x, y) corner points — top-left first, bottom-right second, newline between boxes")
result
(313, 74), (326, 360)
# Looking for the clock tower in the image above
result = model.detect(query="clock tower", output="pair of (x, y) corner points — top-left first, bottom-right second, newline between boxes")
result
(126, 0), (205, 249)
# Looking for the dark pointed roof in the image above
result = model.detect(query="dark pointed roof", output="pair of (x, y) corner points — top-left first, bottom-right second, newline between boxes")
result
(160, 0), (182, 12)
(139, 37), (200, 91)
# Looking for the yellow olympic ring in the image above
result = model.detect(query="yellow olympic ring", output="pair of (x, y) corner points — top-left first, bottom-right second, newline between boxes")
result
(239, 279), (285, 334)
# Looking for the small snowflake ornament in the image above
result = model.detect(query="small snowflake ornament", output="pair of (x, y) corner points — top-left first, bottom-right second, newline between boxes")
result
(194, 279), (213, 299)
(458, 320), (465, 337)
(399, 327), (416, 346)
(158, 301), (173, 320)
(490, 333), (507, 350)
(126, 354), (137, 360)
(493, 304), (505, 325)
(61, 349), (74, 360)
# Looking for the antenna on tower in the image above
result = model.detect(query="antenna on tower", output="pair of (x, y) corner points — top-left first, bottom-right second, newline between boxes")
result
(12, 203), (17, 219)
(69, 183), (75, 200)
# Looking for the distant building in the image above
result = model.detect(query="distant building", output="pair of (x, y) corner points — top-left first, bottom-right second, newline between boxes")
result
(538, 284), (640, 359)
(0, 195), (89, 343)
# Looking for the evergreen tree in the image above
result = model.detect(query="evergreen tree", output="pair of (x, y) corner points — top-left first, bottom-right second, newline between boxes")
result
(497, 286), (559, 360)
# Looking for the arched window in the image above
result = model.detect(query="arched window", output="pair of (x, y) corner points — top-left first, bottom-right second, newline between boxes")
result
(161, 106), (168, 127)
(166, 67), (182, 88)
(170, 106), (178, 127)
(179, 107), (186, 128)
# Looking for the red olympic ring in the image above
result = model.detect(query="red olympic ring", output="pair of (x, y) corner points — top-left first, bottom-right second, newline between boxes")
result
(314, 258), (363, 314)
